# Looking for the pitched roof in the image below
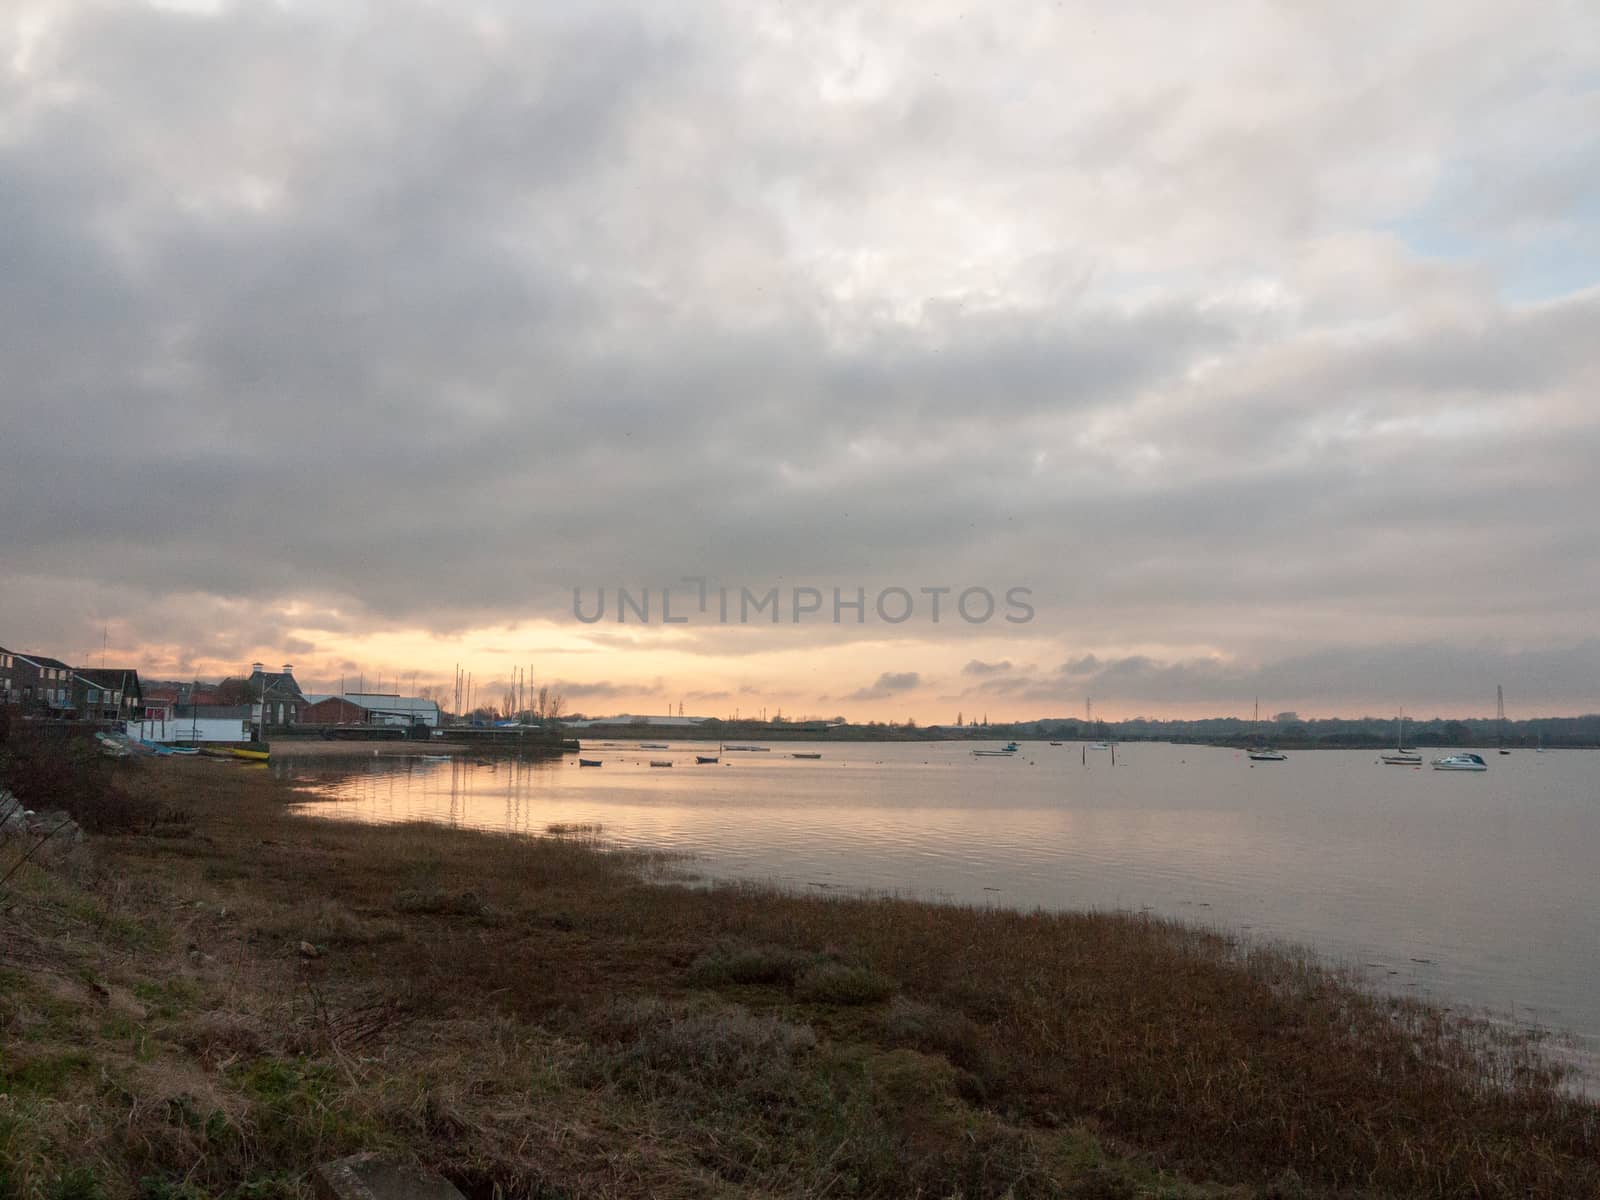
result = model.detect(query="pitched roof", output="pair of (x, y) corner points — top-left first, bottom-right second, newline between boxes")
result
(74, 668), (141, 690)
(340, 694), (440, 716)
(247, 668), (305, 699)
(15, 653), (72, 671)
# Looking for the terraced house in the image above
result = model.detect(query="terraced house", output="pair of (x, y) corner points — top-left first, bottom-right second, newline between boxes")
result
(71, 668), (144, 723)
(8, 651), (75, 714)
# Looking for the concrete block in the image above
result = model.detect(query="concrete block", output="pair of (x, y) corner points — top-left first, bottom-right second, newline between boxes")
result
(312, 1153), (465, 1200)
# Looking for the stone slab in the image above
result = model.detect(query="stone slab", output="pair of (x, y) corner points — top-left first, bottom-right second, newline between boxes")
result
(312, 1153), (465, 1200)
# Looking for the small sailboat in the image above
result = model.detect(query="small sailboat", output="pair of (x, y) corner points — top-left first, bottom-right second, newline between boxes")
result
(1247, 699), (1285, 761)
(1496, 685), (1511, 754)
(1381, 708), (1422, 764)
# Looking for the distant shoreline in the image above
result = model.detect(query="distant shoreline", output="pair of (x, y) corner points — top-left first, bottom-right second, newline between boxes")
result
(553, 730), (1600, 750)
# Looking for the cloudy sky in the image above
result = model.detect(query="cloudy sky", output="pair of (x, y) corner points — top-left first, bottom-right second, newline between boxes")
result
(3, 0), (1598, 721)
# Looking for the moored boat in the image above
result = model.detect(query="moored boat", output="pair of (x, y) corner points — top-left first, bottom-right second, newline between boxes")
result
(695, 755), (719, 764)
(1246, 699), (1284, 761)
(1432, 753), (1487, 772)
(791, 752), (822, 759)
(649, 759), (673, 768)
(229, 747), (270, 762)
(578, 758), (602, 767)
(95, 733), (133, 759)
(1382, 708), (1421, 764)
(1495, 686), (1512, 754)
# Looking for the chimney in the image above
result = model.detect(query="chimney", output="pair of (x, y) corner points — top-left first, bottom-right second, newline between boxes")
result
(250, 662), (264, 674)
(282, 664), (293, 676)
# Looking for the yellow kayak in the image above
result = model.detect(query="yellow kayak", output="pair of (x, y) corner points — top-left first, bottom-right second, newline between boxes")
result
(229, 747), (270, 762)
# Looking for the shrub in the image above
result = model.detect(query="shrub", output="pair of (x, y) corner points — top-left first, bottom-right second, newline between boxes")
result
(686, 941), (812, 987)
(795, 961), (897, 1006)
(0, 732), (158, 834)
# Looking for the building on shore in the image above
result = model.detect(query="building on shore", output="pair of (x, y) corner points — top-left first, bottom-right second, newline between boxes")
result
(71, 668), (143, 723)
(246, 663), (306, 729)
(133, 705), (253, 744)
(329, 693), (441, 728)
(7, 652), (76, 715)
(299, 696), (374, 726)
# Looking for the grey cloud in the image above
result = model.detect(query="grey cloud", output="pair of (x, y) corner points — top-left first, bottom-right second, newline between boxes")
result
(2, 1), (1599, 715)
(1048, 643), (1600, 714)
(553, 680), (653, 701)
(848, 672), (922, 701)
(962, 660), (1013, 677)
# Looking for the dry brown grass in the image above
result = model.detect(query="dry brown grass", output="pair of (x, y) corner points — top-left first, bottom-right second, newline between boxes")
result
(0, 756), (1595, 1199)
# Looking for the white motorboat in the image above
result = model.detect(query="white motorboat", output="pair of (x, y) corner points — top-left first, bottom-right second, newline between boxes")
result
(1247, 749), (1287, 761)
(1431, 753), (1487, 772)
(973, 741), (1021, 757)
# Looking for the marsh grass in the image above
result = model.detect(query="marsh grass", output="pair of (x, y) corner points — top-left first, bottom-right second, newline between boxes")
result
(0, 757), (1594, 1199)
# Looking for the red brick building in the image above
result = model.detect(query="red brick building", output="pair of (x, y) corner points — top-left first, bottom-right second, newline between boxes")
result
(300, 696), (372, 725)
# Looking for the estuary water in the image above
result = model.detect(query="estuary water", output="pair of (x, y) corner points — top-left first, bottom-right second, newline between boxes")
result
(279, 739), (1599, 1074)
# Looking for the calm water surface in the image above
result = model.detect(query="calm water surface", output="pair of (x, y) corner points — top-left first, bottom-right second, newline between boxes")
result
(280, 740), (1599, 1070)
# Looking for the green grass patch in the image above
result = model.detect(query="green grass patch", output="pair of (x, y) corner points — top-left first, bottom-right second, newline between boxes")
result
(0, 1052), (94, 1098)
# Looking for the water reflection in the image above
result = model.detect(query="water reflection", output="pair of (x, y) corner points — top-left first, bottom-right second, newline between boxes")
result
(278, 740), (1599, 1073)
